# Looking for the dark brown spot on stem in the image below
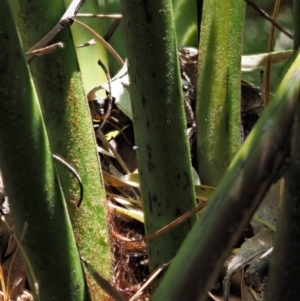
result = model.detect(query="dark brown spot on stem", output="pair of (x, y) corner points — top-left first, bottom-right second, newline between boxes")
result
(148, 192), (153, 213)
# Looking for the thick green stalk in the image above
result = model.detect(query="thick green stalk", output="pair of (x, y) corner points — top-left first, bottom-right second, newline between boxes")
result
(10, 1), (111, 299)
(196, 0), (246, 186)
(0, 3), (89, 300)
(119, 0), (197, 275)
(264, 2), (300, 299)
(152, 53), (300, 301)
(264, 93), (300, 301)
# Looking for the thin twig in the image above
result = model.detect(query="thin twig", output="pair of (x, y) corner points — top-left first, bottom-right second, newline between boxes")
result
(73, 18), (124, 66)
(77, 13), (122, 19)
(25, 42), (64, 57)
(76, 39), (96, 48)
(143, 202), (206, 241)
(52, 154), (84, 207)
(96, 130), (131, 174)
(125, 202), (207, 245)
(264, 0), (281, 106)
(244, 0), (293, 40)
(98, 60), (113, 130)
(96, 130), (140, 201)
(129, 260), (172, 301)
(26, 0), (86, 63)
(104, 19), (122, 42)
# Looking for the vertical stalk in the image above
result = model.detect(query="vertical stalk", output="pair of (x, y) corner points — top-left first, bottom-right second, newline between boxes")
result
(10, 1), (111, 299)
(197, 0), (204, 42)
(0, 2), (89, 300)
(264, 0), (281, 106)
(264, 97), (300, 301)
(264, 1), (300, 299)
(196, 0), (245, 186)
(293, 0), (300, 54)
(227, 0), (246, 156)
(119, 0), (197, 276)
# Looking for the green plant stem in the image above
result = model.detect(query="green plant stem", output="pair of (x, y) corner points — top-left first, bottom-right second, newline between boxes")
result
(263, 94), (300, 301)
(196, 0), (246, 186)
(264, 2), (300, 299)
(0, 2), (89, 300)
(152, 53), (300, 301)
(293, 0), (300, 54)
(119, 0), (197, 276)
(10, 1), (111, 299)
